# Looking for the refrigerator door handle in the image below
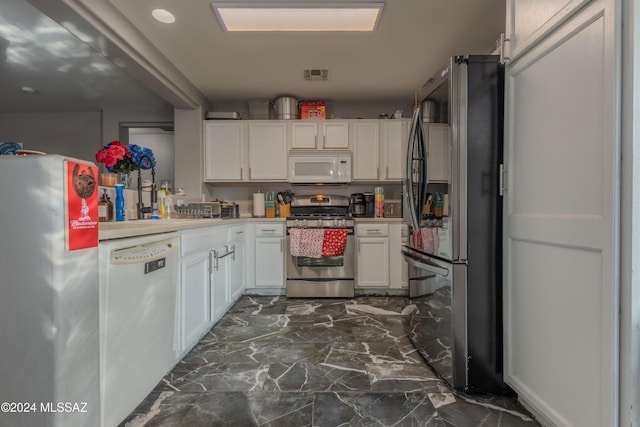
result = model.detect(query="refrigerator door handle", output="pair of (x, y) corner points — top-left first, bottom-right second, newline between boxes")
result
(401, 247), (449, 277)
(406, 109), (420, 231)
(405, 107), (427, 232)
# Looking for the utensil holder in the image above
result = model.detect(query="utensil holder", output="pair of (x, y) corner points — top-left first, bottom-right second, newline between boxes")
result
(279, 204), (291, 218)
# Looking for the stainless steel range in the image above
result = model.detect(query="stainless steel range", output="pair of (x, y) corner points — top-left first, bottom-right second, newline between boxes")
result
(285, 195), (355, 298)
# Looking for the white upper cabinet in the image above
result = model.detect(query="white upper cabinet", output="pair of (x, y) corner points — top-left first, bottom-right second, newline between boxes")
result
(322, 120), (350, 149)
(425, 123), (451, 183)
(290, 120), (350, 150)
(290, 121), (318, 149)
(248, 121), (288, 180)
(351, 120), (380, 180)
(380, 119), (409, 181)
(506, 0), (592, 62)
(204, 121), (247, 181)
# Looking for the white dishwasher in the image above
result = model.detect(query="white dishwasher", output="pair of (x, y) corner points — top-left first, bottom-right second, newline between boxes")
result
(98, 232), (180, 427)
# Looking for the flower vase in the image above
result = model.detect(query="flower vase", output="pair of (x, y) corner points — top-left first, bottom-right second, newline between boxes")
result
(117, 172), (129, 188)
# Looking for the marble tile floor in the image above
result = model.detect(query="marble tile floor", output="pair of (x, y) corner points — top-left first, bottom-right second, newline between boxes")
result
(122, 296), (540, 427)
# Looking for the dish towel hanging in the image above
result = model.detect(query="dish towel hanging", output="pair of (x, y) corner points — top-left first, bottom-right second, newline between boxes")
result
(322, 229), (348, 256)
(413, 227), (439, 253)
(289, 228), (324, 258)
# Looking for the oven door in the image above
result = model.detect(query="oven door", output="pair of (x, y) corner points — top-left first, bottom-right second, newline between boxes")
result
(286, 231), (355, 280)
(285, 230), (355, 297)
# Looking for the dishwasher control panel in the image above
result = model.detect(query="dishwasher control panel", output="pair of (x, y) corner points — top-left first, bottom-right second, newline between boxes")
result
(110, 239), (178, 264)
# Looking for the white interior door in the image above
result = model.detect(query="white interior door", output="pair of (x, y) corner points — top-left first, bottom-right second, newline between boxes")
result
(503, 1), (619, 426)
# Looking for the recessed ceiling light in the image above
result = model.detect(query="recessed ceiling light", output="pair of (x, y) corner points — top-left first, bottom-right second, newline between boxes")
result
(211, 2), (383, 32)
(152, 9), (176, 24)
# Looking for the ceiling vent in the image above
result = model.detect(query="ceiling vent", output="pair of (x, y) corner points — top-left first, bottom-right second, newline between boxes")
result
(304, 69), (329, 81)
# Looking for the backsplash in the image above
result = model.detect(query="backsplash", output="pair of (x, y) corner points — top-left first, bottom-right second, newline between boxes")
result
(204, 183), (403, 216)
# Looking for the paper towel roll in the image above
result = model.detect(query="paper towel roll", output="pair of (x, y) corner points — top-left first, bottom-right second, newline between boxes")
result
(253, 192), (265, 217)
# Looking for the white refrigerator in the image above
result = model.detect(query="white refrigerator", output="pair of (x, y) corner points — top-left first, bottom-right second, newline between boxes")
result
(0, 154), (100, 426)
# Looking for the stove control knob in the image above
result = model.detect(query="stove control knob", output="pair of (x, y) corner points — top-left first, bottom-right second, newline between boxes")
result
(302, 219), (308, 227)
(333, 219), (339, 227)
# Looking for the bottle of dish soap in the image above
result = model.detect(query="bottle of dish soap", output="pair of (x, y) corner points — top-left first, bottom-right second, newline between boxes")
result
(115, 184), (125, 221)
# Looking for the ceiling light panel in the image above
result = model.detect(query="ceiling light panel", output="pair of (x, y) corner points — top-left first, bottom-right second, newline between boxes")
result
(211, 2), (383, 32)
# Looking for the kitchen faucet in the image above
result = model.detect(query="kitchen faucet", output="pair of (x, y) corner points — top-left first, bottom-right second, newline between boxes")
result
(136, 154), (157, 219)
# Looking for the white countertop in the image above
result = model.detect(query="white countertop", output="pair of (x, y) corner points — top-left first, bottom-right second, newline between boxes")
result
(99, 217), (285, 241)
(99, 216), (402, 241)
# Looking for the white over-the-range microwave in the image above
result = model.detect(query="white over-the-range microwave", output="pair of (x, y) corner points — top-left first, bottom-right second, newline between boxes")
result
(288, 151), (352, 184)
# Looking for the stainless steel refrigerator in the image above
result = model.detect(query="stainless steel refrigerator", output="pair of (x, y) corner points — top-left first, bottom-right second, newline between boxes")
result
(402, 55), (508, 393)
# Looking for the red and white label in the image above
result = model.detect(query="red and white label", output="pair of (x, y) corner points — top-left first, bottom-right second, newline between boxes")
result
(65, 160), (98, 251)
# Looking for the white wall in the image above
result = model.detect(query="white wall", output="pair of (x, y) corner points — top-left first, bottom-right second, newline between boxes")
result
(174, 107), (205, 199)
(101, 108), (173, 143)
(128, 128), (175, 191)
(0, 111), (101, 162)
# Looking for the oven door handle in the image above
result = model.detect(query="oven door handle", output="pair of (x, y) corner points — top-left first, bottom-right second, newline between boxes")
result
(402, 248), (449, 277)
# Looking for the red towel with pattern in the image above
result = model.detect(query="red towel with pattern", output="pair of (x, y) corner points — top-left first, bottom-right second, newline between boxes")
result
(412, 227), (438, 254)
(322, 229), (348, 257)
(289, 228), (324, 258)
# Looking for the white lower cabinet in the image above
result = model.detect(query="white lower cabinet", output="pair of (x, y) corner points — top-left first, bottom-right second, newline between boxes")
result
(356, 223), (390, 288)
(210, 242), (230, 323)
(179, 253), (211, 353)
(254, 223), (285, 288)
(178, 223), (248, 355)
(388, 223), (408, 289)
(228, 225), (247, 303)
(179, 226), (228, 354)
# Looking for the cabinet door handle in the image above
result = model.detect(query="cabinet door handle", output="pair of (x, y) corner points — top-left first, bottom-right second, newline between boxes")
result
(386, 167), (389, 179)
(249, 167), (252, 179)
(210, 250), (219, 271)
(240, 167), (243, 180)
(376, 167), (379, 179)
(358, 240), (361, 253)
(280, 239), (283, 253)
